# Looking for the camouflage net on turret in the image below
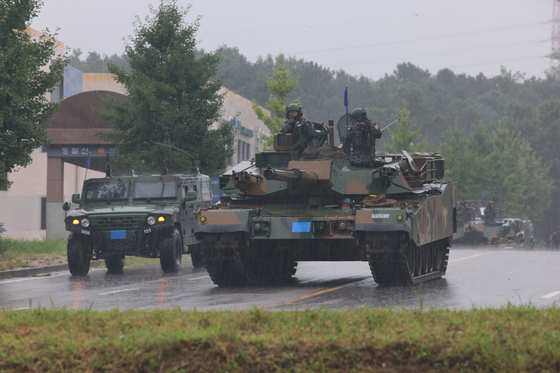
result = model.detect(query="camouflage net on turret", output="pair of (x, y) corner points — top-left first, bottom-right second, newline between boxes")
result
(300, 144), (346, 160)
(361, 194), (398, 207)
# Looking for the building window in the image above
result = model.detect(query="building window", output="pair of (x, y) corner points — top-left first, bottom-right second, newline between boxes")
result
(41, 197), (46, 230)
(237, 140), (252, 163)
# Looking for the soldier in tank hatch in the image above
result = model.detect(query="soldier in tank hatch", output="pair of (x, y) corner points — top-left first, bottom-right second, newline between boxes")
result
(484, 201), (498, 223)
(281, 103), (315, 152)
(338, 108), (382, 157)
(281, 103), (310, 134)
(340, 198), (354, 210)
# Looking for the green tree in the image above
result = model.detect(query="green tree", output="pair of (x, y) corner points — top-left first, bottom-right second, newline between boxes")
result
(0, 0), (67, 189)
(384, 102), (426, 153)
(97, 0), (233, 175)
(252, 54), (298, 149)
(69, 48), (130, 73)
(441, 124), (490, 198)
(441, 122), (551, 223)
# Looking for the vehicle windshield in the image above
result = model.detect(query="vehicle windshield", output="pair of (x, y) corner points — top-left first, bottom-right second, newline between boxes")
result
(133, 180), (177, 199)
(84, 181), (129, 201)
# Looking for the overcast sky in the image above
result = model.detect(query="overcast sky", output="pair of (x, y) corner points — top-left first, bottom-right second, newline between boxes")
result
(31, 0), (553, 80)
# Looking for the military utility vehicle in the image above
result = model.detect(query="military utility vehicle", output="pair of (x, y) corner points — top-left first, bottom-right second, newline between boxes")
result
(195, 115), (457, 287)
(63, 166), (212, 276)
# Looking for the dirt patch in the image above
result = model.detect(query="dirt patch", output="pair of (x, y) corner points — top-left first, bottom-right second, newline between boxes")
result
(0, 256), (67, 271)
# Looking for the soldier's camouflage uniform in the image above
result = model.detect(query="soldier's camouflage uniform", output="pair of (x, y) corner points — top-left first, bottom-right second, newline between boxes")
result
(342, 119), (382, 156)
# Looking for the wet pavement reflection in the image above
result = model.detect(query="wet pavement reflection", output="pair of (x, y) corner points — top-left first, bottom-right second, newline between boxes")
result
(1, 248), (559, 311)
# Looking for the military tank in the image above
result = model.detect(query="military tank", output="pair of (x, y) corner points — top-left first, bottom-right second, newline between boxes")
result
(194, 115), (457, 286)
(454, 200), (534, 247)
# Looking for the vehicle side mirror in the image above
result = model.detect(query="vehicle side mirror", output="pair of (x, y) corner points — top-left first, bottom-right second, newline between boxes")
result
(62, 201), (71, 211)
(71, 193), (81, 204)
(184, 190), (197, 202)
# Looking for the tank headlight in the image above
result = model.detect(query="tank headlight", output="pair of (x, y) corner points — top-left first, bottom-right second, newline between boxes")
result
(200, 216), (207, 223)
(72, 219), (80, 226)
(81, 218), (90, 228)
(147, 216), (156, 225)
(397, 215), (404, 221)
(254, 223), (262, 231)
(157, 216), (165, 223)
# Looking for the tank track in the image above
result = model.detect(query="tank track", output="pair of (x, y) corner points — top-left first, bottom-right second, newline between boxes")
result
(364, 232), (450, 286)
(199, 232), (297, 287)
(199, 231), (449, 287)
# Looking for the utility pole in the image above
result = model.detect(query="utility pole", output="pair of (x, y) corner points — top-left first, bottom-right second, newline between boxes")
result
(551, 0), (560, 71)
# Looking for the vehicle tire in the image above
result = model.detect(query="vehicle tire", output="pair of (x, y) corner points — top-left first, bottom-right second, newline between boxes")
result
(105, 255), (125, 273)
(67, 233), (91, 276)
(189, 244), (204, 268)
(160, 228), (182, 273)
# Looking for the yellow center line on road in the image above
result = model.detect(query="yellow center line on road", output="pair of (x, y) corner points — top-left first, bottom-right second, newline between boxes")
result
(263, 285), (347, 309)
(449, 251), (493, 263)
(264, 252), (494, 309)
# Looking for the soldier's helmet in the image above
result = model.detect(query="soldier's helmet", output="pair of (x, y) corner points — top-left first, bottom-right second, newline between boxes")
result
(340, 197), (354, 208)
(286, 103), (303, 119)
(351, 108), (367, 121)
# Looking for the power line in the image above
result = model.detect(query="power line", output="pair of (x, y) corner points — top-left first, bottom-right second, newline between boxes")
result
(288, 22), (546, 57)
(318, 38), (548, 70)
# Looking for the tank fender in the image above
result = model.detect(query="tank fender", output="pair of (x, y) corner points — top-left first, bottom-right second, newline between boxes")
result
(194, 209), (251, 238)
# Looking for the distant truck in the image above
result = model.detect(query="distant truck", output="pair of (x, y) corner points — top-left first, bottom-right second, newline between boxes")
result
(63, 167), (212, 276)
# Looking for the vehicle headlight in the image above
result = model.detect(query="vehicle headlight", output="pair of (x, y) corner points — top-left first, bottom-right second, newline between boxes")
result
(147, 216), (156, 226)
(81, 218), (90, 228)
(157, 216), (165, 223)
(72, 219), (80, 226)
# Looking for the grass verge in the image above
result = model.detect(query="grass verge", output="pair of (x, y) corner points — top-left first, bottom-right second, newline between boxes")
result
(1, 304), (559, 372)
(0, 237), (159, 271)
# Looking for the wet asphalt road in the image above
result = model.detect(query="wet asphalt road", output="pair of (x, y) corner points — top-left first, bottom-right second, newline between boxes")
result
(1, 248), (559, 311)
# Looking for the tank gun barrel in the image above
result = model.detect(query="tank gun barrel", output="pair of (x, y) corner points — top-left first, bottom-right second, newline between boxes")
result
(263, 168), (318, 186)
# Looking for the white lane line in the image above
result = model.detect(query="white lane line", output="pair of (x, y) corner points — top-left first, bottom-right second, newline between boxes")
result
(0, 276), (54, 284)
(542, 291), (560, 299)
(98, 288), (140, 296)
(188, 276), (209, 281)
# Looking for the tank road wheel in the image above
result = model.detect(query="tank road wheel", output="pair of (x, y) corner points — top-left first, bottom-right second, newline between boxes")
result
(367, 233), (453, 286)
(437, 238), (451, 276)
(367, 232), (413, 287)
(405, 241), (416, 278)
(160, 228), (182, 273)
(421, 245), (430, 274)
(430, 242), (439, 271)
(67, 233), (92, 276)
(105, 255), (125, 273)
(200, 233), (297, 287)
(201, 233), (249, 287)
(189, 244), (204, 268)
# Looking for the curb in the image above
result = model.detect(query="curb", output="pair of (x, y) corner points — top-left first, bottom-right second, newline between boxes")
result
(0, 260), (106, 280)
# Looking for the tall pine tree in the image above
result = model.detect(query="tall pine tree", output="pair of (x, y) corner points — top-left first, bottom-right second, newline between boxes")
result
(97, 0), (233, 175)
